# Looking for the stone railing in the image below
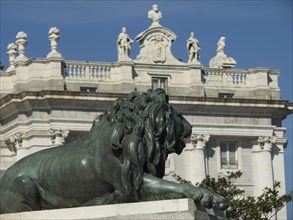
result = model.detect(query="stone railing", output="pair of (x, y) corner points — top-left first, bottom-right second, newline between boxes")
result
(202, 68), (250, 87)
(63, 60), (113, 79)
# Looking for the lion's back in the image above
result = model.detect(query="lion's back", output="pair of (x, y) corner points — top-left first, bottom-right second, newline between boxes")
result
(1, 138), (85, 189)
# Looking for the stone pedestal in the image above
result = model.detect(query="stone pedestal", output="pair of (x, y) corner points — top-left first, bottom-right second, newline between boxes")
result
(0, 199), (226, 220)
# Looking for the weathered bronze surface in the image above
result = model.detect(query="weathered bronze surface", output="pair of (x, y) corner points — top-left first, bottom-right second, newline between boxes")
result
(0, 89), (227, 214)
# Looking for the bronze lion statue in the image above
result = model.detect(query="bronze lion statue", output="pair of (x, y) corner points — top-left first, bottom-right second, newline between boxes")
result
(0, 89), (227, 214)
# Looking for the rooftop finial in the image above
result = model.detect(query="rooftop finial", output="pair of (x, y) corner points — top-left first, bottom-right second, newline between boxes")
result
(148, 4), (162, 28)
(6, 43), (17, 72)
(15, 31), (28, 62)
(47, 27), (62, 59)
(209, 36), (236, 69)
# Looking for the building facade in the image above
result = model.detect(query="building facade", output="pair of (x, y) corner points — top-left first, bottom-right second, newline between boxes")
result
(1, 5), (292, 219)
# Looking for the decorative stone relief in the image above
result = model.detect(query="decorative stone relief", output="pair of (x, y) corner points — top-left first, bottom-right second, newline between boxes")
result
(117, 27), (133, 62)
(5, 132), (25, 153)
(151, 35), (168, 63)
(186, 32), (201, 65)
(15, 31), (28, 62)
(148, 4), (162, 28)
(135, 27), (183, 65)
(188, 133), (210, 150)
(257, 136), (277, 151)
(6, 43), (17, 72)
(209, 36), (236, 68)
(49, 129), (69, 145)
(47, 27), (62, 58)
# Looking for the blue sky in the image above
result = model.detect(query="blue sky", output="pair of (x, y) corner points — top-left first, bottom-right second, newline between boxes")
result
(1, 0), (292, 218)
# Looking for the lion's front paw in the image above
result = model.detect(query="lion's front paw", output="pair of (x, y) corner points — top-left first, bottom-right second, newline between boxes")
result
(185, 185), (227, 210)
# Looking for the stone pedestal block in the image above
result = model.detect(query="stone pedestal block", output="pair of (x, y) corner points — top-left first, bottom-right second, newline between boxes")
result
(0, 199), (226, 220)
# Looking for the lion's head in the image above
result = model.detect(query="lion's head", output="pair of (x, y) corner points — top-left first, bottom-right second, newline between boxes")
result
(93, 89), (192, 199)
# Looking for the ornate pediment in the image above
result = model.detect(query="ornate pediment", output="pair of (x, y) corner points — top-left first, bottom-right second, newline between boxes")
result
(135, 27), (184, 65)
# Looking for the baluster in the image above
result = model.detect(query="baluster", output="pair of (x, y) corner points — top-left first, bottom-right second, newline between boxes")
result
(107, 67), (111, 78)
(98, 66), (101, 78)
(231, 73), (235, 85)
(242, 73), (246, 86)
(82, 66), (88, 78)
(94, 66), (98, 78)
(236, 73), (240, 85)
(81, 66), (84, 77)
(217, 72), (221, 86)
(76, 65), (80, 77)
(98, 67), (102, 78)
(67, 65), (71, 77)
(65, 65), (70, 77)
(209, 72), (213, 85)
(223, 73), (232, 85)
(79, 65), (82, 77)
(102, 66), (107, 78)
(230, 73), (234, 85)
(208, 72), (211, 85)
(82, 65), (87, 78)
(79, 65), (83, 78)
(72, 65), (77, 77)
(89, 66), (92, 78)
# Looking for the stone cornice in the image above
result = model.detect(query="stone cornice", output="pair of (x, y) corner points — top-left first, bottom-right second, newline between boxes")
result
(0, 91), (292, 125)
(0, 91), (293, 127)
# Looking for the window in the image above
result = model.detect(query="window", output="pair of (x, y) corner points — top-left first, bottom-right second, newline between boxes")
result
(220, 142), (238, 169)
(152, 77), (167, 91)
(218, 93), (234, 98)
(80, 87), (97, 93)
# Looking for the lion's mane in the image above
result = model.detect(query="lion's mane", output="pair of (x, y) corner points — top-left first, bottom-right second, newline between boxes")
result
(92, 89), (191, 200)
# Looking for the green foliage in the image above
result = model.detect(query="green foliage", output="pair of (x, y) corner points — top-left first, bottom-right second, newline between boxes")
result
(173, 171), (293, 219)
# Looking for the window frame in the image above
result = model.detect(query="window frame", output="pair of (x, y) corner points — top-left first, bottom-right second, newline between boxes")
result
(220, 141), (238, 169)
(216, 139), (242, 172)
(152, 77), (168, 92)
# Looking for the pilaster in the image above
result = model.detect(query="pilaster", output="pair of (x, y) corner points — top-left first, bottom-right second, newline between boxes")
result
(184, 133), (210, 183)
(252, 136), (276, 196)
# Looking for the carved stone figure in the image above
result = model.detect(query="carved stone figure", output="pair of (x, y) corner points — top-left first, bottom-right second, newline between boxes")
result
(117, 27), (133, 61)
(209, 36), (236, 68)
(217, 36), (226, 53)
(148, 4), (162, 28)
(0, 89), (227, 214)
(186, 32), (201, 64)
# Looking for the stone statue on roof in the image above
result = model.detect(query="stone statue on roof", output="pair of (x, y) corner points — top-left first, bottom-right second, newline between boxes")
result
(117, 27), (133, 61)
(216, 36), (225, 53)
(148, 4), (162, 28)
(186, 32), (201, 64)
(209, 36), (236, 69)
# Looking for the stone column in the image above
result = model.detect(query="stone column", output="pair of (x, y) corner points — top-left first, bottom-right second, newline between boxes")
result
(252, 136), (276, 196)
(184, 134), (210, 183)
(15, 31), (28, 62)
(6, 43), (17, 72)
(273, 137), (287, 220)
(49, 129), (69, 146)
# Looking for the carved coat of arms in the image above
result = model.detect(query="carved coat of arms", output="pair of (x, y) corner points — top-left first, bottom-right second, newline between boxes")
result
(151, 36), (167, 63)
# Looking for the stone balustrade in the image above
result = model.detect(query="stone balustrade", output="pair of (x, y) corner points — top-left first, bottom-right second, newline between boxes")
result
(203, 68), (249, 87)
(63, 60), (112, 79)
